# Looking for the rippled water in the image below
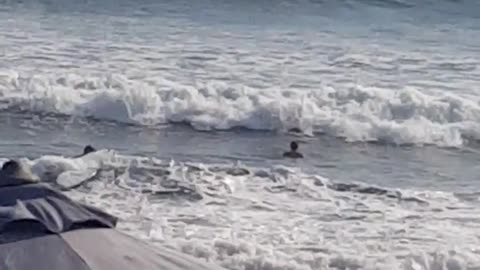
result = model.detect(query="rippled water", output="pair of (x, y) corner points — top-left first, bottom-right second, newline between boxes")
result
(1, 0), (480, 269)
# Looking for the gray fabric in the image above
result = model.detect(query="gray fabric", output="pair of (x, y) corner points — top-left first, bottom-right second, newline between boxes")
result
(0, 228), (226, 270)
(63, 228), (226, 270)
(0, 175), (39, 187)
(0, 183), (117, 235)
(0, 233), (89, 270)
(0, 182), (227, 270)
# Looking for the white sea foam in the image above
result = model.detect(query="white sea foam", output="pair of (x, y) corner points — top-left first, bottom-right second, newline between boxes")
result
(1, 0), (479, 148)
(3, 151), (479, 270)
(1, 71), (480, 147)
(1, 1), (479, 269)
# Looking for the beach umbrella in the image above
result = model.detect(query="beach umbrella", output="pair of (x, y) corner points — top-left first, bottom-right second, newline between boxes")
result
(0, 183), (224, 270)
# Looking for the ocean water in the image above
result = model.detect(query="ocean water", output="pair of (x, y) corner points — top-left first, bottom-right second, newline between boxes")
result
(1, 0), (480, 269)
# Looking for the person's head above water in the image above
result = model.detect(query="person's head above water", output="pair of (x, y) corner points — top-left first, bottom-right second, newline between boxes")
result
(290, 141), (299, 151)
(83, 145), (96, 155)
(283, 141), (303, 159)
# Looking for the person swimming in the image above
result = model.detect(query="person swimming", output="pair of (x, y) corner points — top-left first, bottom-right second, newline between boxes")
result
(283, 141), (304, 159)
(83, 145), (96, 155)
(73, 145), (97, 158)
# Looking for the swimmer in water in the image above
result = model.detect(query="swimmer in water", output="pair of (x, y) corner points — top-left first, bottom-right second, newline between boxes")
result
(83, 145), (96, 155)
(283, 141), (304, 159)
(73, 145), (97, 158)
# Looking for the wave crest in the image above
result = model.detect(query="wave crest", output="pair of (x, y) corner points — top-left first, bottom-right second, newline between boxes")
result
(2, 71), (480, 147)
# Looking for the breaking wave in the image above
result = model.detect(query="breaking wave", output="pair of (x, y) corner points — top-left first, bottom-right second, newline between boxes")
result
(1, 71), (480, 147)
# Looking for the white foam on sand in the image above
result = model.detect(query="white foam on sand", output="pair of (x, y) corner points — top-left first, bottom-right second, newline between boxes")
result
(7, 151), (480, 270)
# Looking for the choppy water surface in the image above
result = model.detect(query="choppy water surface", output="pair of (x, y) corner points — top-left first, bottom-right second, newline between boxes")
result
(1, 0), (480, 269)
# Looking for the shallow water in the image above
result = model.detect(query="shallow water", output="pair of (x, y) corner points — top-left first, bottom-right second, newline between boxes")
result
(1, 0), (480, 269)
